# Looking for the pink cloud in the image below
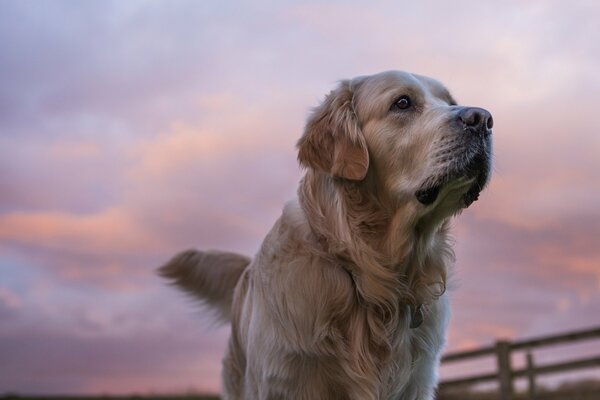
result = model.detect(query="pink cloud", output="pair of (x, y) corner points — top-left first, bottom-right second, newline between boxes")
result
(0, 287), (21, 310)
(0, 208), (163, 254)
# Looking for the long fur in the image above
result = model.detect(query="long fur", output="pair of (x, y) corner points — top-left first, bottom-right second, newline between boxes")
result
(160, 70), (492, 400)
(158, 249), (250, 321)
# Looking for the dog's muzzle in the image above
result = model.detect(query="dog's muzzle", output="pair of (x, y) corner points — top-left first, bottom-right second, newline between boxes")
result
(416, 107), (493, 207)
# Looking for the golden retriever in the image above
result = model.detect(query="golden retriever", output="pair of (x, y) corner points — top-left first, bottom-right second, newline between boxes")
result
(159, 70), (493, 400)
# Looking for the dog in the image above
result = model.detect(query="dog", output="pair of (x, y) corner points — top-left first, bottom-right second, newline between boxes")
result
(159, 70), (493, 400)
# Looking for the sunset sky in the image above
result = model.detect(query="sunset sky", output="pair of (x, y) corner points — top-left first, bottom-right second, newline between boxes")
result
(1, 0), (599, 395)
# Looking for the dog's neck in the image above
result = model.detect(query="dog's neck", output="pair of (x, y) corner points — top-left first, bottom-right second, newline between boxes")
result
(298, 170), (452, 309)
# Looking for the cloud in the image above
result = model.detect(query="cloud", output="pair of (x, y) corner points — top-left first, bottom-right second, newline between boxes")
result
(445, 209), (600, 357)
(0, 98), (303, 288)
(0, 257), (228, 394)
(0, 208), (162, 253)
(0, 316), (228, 394)
(0, 287), (21, 322)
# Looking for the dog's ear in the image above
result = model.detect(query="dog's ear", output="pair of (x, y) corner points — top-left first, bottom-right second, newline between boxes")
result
(297, 80), (369, 181)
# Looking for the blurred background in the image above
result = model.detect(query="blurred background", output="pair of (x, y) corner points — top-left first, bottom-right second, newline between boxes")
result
(0, 0), (599, 398)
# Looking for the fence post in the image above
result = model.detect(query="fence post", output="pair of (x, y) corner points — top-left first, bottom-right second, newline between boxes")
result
(526, 351), (537, 400)
(496, 340), (514, 400)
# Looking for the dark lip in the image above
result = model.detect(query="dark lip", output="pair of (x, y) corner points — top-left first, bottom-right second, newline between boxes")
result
(415, 138), (491, 207)
(461, 152), (490, 207)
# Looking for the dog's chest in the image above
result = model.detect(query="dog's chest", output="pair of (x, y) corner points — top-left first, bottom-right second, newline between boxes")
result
(380, 327), (419, 398)
(379, 298), (449, 400)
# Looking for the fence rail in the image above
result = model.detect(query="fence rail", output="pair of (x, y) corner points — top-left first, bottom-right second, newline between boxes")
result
(439, 326), (600, 400)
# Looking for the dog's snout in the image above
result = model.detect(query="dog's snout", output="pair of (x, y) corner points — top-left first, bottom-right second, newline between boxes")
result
(458, 107), (493, 134)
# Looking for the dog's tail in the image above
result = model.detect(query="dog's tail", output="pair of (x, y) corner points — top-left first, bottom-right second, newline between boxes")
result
(158, 249), (251, 322)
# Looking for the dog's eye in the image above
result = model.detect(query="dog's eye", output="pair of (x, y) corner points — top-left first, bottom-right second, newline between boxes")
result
(392, 96), (411, 111)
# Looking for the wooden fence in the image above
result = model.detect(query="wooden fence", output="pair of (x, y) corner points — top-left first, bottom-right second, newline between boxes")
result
(438, 325), (600, 400)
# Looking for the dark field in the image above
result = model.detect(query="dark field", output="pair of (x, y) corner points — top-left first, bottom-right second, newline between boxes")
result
(3, 380), (600, 400)
(0, 396), (219, 400)
(439, 379), (600, 400)
(0, 382), (600, 400)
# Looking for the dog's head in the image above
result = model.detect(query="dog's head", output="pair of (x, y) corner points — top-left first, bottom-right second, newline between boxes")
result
(298, 70), (493, 219)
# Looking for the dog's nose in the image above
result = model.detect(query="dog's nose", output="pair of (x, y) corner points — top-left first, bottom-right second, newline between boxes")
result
(458, 107), (493, 134)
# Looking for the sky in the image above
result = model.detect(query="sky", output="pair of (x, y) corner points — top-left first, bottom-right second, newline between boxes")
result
(1, 0), (599, 395)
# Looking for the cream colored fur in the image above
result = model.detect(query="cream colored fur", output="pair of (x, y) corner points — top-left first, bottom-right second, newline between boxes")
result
(159, 71), (492, 400)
